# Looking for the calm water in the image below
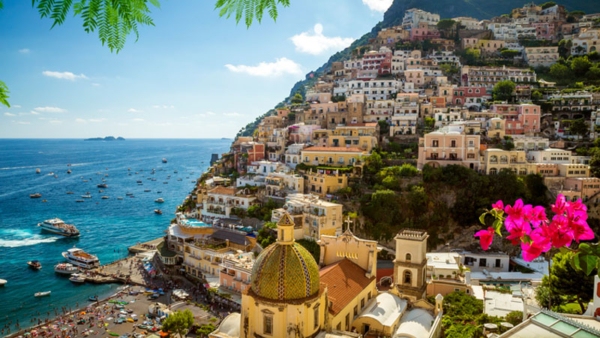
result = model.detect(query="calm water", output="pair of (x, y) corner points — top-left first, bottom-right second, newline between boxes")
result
(0, 139), (230, 333)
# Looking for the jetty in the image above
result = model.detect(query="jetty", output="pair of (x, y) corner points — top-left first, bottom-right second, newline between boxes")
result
(128, 237), (163, 253)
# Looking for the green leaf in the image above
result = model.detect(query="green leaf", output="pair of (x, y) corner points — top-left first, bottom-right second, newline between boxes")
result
(573, 253), (599, 276)
(492, 219), (502, 237)
(0, 80), (10, 108)
(479, 212), (487, 225)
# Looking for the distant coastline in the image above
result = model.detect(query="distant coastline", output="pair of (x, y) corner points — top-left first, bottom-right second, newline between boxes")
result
(84, 136), (126, 141)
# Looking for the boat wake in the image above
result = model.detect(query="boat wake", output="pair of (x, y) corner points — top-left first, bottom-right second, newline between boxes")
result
(0, 231), (60, 248)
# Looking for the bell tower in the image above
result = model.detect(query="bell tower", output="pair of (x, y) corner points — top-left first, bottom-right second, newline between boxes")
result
(392, 229), (428, 301)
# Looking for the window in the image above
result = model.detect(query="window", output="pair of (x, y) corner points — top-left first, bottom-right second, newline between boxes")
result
(346, 314), (350, 330)
(495, 259), (501, 268)
(264, 315), (273, 335)
(361, 298), (365, 309)
(479, 258), (487, 267)
(354, 305), (358, 318)
(314, 307), (319, 329)
(404, 270), (412, 284)
(406, 253), (412, 262)
(451, 140), (456, 148)
(432, 140), (439, 147)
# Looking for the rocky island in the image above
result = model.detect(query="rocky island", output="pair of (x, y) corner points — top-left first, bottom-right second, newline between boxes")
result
(84, 136), (125, 141)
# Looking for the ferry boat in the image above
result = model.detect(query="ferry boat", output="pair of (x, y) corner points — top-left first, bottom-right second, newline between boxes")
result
(97, 183), (108, 188)
(54, 263), (79, 275)
(155, 198), (164, 203)
(162, 158), (167, 163)
(62, 248), (100, 269)
(27, 260), (42, 270)
(30, 193), (42, 198)
(69, 274), (86, 283)
(35, 291), (51, 297)
(38, 219), (80, 237)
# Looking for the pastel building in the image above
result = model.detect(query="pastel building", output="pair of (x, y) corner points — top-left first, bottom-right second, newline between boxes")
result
(491, 104), (541, 135)
(417, 125), (481, 170)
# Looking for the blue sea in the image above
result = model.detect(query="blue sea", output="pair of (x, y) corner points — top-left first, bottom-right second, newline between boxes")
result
(0, 139), (230, 334)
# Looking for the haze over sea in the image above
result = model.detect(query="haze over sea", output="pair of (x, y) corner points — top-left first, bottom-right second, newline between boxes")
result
(0, 138), (230, 332)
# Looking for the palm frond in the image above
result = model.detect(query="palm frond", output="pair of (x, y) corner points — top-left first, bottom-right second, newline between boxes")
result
(215, 0), (290, 27)
(0, 80), (11, 108)
(32, 0), (159, 52)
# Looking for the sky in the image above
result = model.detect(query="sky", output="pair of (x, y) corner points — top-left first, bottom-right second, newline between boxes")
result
(0, 0), (393, 138)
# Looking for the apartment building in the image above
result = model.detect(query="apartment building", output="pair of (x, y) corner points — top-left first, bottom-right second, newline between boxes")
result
(417, 125), (481, 170)
(402, 8), (440, 30)
(219, 252), (255, 294)
(202, 186), (258, 219)
(303, 170), (349, 198)
(491, 104), (541, 135)
(524, 47), (559, 67)
(461, 66), (537, 90)
(301, 147), (367, 167)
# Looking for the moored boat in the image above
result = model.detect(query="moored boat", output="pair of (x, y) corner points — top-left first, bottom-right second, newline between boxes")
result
(75, 199), (84, 203)
(144, 189), (151, 192)
(155, 198), (164, 203)
(154, 209), (162, 215)
(0, 279), (6, 286)
(34, 291), (51, 297)
(89, 295), (98, 301)
(38, 219), (80, 237)
(97, 183), (108, 188)
(67, 169), (72, 174)
(54, 263), (79, 275)
(82, 195), (92, 198)
(30, 193), (42, 198)
(62, 247), (100, 269)
(101, 196), (109, 199)
(69, 273), (86, 283)
(27, 260), (42, 270)
(66, 191), (74, 194)
(36, 168), (41, 174)
(162, 158), (167, 163)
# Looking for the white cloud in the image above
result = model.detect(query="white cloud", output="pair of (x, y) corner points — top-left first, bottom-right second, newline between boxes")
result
(91, 83), (100, 87)
(153, 105), (175, 109)
(89, 118), (106, 123)
(291, 24), (355, 55)
(75, 118), (87, 123)
(362, 0), (393, 12)
(128, 108), (144, 113)
(34, 106), (67, 113)
(12, 105), (22, 108)
(117, 123), (129, 126)
(4, 112), (16, 117)
(15, 121), (30, 125)
(225, 58), (302, 77)
(49, 120), (62, 125)
(30, 111), (39, 115)
(19, 48), (30, 54)
(76, 118), (106, 123)
(42, 71), (88, 81)
(206, 111), (216, 116)
(224, 112), (243, 117)
(132, 118), (145, 122)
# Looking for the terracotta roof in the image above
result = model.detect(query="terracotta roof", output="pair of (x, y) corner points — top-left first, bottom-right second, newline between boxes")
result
(302, 146), (364, 153)
(319, 259), (374, 315)
(209, 186), (236, 196)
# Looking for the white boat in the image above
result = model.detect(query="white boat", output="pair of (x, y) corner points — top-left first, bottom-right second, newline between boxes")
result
(155, 198), (164, 203)
(0, 279), (6, 286)
(38, 218), (80, 237)
(62, 247), (100, 269)
(36, 169), (41, 174)
(162, 158), (167, 163)
(35, 291), (51, 297)
(69, 274), (86, 283)
(54, 263), (79, 275)
(101, 196), (109, 199)
(82, 195), (92, 198)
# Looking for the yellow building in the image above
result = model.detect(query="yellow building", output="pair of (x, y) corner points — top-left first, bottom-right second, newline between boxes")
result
(483, 149), (534, 175)
(301, 146), (367, 167)
(304, 170), (349, 198)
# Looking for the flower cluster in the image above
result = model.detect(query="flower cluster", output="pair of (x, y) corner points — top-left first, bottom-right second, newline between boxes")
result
(475, 195), (594, 261)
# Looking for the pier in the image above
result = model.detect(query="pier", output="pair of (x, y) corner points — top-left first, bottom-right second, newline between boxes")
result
(127, 237), (163, 254)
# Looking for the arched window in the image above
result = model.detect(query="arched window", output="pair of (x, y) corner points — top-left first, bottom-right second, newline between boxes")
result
(490, 155), (498, 163)
(490, 168), (498, 175)
(406, 253), (412, 262)
(403, 270), (412, 285)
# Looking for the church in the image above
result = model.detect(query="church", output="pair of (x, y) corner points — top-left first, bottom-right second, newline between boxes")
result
(209, 212), (443, 338)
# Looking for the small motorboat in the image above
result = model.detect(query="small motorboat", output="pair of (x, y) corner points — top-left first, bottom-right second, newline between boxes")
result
(82, 195), (92, 198)
(28, 260), (42, 270)
(117, 197), (123, 200)
(42, 199), (48, 202)
(36, 168), (41, 174)
(126, 193), (133, 196)
(75, 199), (84, 203)
(163, 182), (168, 184)
(0, 279), (6, 287)
(99, 189), (104, 193)
(154, 209), (162, 215)
(66, 191), (74, 194)
(89, 296), (98, 302)
(67, 170), (72, 174)
(83, 180), (88, 182)
(157, 191), (162, 193)
(35, 291), (51, 297)
(30, 193), (42, 198)
(97, 183), (108, 188)
(54, 263), (79, 275)
(155, 198), (164, 203)
(177, 178), (182, 181)
(101, 196), (110, 199)
(162, 158), (167, 163)
(48, 172), (54, 176)
(144, 189), (151, 192)
(69, 274), (86, 283)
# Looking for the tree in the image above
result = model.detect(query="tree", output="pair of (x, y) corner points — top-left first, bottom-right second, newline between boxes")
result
(549, 63), (572, 82)
(570, 118), (589, 140)
(591, 148), (600, 178)
(378, 120), (390, 135)
(161, 309), (195, 338)
(540, 1), (557, 9)
(571, 56), (593, 76)
(437, 19), (456, 31)
(215, 0), (290, 27)
(545, 252), (596, 313)
(463, 48), (481, 65)
(558, 39), (572, 58)
(364, 152), (384, 175)
(535, 283), (566, 309)
(589, 51), (600, 62)
(501, 49), (520, 59)
(532, 91), (543, 101)
(424, 117), (435, 129)
(291, 93), (304, 104)
(586, 66), (600, 80)
(492, 81), (516, 102)
(196, 324), (216, 338)
(0, 81), (9, 108)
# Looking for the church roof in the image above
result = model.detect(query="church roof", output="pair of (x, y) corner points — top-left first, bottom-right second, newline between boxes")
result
(319, 259), (375, 315)
(250, 242), (320, 301)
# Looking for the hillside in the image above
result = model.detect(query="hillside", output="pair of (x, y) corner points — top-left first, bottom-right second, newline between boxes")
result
(235, 0), (600, 138)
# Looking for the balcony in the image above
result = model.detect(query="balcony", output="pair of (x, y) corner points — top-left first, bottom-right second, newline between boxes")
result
(426, 157), (463, 161)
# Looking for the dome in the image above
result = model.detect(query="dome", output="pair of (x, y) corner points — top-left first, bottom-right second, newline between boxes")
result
(250, 241), (320, 301)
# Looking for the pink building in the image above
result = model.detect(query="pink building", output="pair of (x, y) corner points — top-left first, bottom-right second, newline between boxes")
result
(405, 69), (425, 87)
(417, 125), (481, 170)
(219, 252), (254, 294)
(361, 51), (392, 75)
(288, 124), (321, 143)
(410, 22), (441, 41)
(491, 104), (541, 135)
(533, 22), (558, 40)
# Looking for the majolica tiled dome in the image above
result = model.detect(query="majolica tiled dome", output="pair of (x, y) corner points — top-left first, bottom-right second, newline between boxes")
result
(250, 241), (320, 301)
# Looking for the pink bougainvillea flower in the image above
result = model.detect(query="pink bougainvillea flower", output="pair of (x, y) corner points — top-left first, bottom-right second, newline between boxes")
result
(530, 224), (553, 249)
(505, 199), (527, 222)
(570, 222), (595, 243)
(492, 200), (504, 211)
(475, 227), (495, 250)
(505, 218), (532, 245)
(548, 216), (573, 248)
(552, 194), (569, 215)
(521, 241), (546, 261)
(527, 206), (547, 228)
(570, 199), (587, 212)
